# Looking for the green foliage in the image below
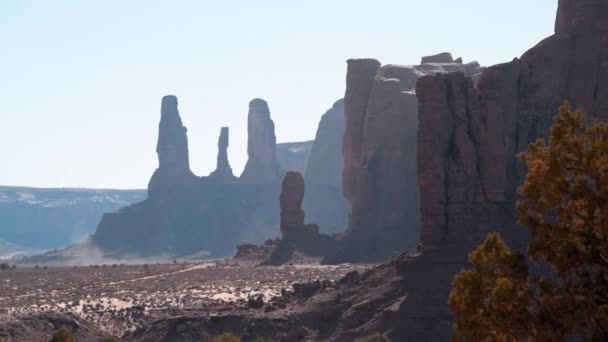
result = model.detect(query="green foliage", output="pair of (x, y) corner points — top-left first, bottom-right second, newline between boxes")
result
(212, 332), (241, 342)
(354, 333), (392, 342)
(449, 103), (608, 340)
(48, 327), (77, 342)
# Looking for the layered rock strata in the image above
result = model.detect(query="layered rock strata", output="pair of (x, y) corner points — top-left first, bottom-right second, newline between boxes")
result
(336, 54), (482, 261)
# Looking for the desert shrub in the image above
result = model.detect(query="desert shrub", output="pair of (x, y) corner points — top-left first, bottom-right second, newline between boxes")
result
(450, 103), (608, 340)
(211, 332), (241, 342)
(48, 327), (76, 342)
(253, 338), (275, 342)
(0, 263), (9, 271)
(97, 337), (121, 342)
(354, 334), (392, 342)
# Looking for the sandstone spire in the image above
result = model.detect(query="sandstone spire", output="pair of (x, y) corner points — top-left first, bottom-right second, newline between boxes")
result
(280, 171), (305, 237)
(147, 95), (196, 197)
(208, 127), (235, 181)
(239, 98), (283, 184)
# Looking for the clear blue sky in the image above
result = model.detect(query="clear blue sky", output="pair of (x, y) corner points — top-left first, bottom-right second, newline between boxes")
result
(0, 0), (557, 189)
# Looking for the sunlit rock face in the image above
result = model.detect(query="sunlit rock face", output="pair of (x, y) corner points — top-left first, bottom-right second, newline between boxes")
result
(334, 54), (482, 262)
(384, 2), (608, 340)
(418, 0), (608, 248)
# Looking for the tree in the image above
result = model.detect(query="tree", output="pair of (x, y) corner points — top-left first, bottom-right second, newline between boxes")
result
(212, 332), (241, 342)
(48, 327), (77, 342)
(449, 103), (608, 340)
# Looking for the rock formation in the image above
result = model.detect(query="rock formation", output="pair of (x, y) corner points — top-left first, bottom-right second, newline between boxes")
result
(279, 172), (306, 236)
(421, 52), (454, 64)
(335, 54), (482, 262)
(419, 0), (608, 249)
(147, 95), (197, 197)
(302, 99), (347, 233)
(275, 141), (313, 174)
(208, 127), (236, 182)
(251, 171), (334, 265)
(389, 1), (608, 339)
(240, 99), (283, 184)
(76, 97), (285, 259)
(229, 3), (608, 338)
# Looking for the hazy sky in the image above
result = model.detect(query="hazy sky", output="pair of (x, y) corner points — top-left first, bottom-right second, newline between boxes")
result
(1, 0), (557, 189)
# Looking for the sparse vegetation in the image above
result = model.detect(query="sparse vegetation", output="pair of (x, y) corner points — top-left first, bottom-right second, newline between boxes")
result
(48, 327), (76, 342)
(0, 263), (9, 271)
(212, 332), (241, 342)
(449, 103), (608, 340)
(253, 338), (275, 342)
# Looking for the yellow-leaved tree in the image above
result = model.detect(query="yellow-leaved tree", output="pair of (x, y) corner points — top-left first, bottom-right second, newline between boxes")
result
(449, 103), (608, 341)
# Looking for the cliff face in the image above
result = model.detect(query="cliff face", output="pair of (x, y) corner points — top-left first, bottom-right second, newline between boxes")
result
(389, 1), (608, 339)
(240, 99), (284, 184)
(418, 0), (608, 249)
(302, 99), (348, 233)
(337, 55), (481, 261)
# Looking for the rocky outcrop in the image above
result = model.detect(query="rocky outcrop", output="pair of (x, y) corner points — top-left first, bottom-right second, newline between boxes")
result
(280, 172), (305, 236)
(147, 95), (197, 197)
(208, 127), (236, 182)
(393, 1), (608, 339)
(421, 52), (454, 64)
(336, 54), (481, 262)
(258, 172), (334, 265)
(79, 97), (285, 259)
(419, 0), (608, 249)
(302, 99), (347, 233)
(275, 141), (313, 174)
(240, 99), (283, 184)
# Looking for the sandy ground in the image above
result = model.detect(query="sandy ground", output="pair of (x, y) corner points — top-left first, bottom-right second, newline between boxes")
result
(0, 260), (372, 337)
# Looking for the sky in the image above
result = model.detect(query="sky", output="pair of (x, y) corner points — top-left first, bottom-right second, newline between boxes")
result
(0, 0), (557, 189)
